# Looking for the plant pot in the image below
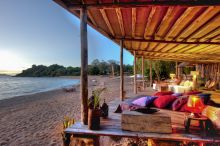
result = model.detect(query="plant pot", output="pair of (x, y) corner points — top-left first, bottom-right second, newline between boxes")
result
(88, 109), (101, 130)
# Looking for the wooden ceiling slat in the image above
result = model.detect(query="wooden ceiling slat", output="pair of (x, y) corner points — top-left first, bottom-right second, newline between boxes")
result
(176, 6), (220, 41)
(199, 27), (220, 42)
(154, 43), (168, 52)
(175, 45), (197, 53)
(88, 10), (97, 26)
(144, 7), (156, 39)
(100, 9), (115, 36)
(129, 49), (220, 59)
(198, 45), (219, 54)
(132, 8), (136, 38)
(160, 44), (178, 52)
(155, 6), (175, 39)
(115, 8), (125, 36)
(187, 14), (220, 40)
(165, 7), (200, 40)
(184, 45), (210, 53)
(167, 44), (189, 53)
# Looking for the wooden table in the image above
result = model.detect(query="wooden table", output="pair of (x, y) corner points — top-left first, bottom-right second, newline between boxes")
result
(63, 100), (220, 146)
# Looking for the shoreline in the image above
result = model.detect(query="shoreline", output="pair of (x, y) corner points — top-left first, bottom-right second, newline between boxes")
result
(0, 76), (140, 145)
(0, 76), (80, 102)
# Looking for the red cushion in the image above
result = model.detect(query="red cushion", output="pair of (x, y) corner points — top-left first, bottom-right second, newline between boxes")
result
(154, 95), (177, 108)
(183, 91), (201, 95)
(172, 96), (188, 111)
(154, 91), (173, 96)
(179, 103), (188, 112)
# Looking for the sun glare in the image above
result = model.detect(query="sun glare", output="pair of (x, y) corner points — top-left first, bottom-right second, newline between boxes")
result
(0, 50), (27, 73)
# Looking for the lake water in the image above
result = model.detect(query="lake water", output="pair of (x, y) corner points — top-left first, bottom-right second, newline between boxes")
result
(0, 76), (80, 100)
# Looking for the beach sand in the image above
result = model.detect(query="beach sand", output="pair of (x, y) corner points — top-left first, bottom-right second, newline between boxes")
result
(0, 76), (148, 146)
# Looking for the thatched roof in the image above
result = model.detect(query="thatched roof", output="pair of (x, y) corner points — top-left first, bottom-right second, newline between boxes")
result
(54, 0), (220, 63)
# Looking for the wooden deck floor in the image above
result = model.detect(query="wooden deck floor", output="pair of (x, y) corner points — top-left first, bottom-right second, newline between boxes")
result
(65, 98), (220, 144)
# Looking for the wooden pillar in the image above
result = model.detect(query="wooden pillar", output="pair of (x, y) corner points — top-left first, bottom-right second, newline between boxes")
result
(133, 51), (137, 94)
(176, 61), (178, 77)
(149, 60), (152, 87)
(80, 7), (88, 125)
(120, 40), (124, 101)
(142, 56), (145, 90)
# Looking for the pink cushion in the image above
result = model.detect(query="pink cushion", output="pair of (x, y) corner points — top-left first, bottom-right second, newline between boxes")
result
(154, 95), (177, 108)
(154, 91), (173, 96)
(172, 96), (188, 111)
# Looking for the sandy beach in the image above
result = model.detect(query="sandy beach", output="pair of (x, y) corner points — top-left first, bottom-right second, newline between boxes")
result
(0, 76), (143, 146)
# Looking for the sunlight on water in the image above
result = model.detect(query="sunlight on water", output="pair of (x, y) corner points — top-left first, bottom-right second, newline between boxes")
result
(0, 76), (79, 100)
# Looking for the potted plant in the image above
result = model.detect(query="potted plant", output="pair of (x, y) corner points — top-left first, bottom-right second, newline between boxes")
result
(61, 116), (74, 145)
(88, 88), (106, 130)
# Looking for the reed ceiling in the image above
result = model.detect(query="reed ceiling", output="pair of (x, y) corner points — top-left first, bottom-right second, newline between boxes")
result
(54, 0), (220, 63)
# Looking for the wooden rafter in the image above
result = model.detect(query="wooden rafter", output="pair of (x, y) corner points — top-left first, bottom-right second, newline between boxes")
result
(175, 6), (219, 41)
(100, 9), (115, 36)
(87, 11), (97, 26)
(137, 54), (220, 63)
(115, 8), (125, 36)
(155, 7), (175, 39)
(132, 8), (136, 38)
(199, 27), (220, 41)
(116, 38), (220, 45)
(144, 7), (156, 39)
(165, 7), (194, 40)
(128, 49), (220, 59)
(183, 11), (220, 41)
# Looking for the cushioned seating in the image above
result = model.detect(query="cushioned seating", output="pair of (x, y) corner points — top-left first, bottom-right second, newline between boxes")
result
(154, 91), (173, 96)
(154, 95), (177, 108)
(172, 96), (188, 111)
(132, 96), (157, 107)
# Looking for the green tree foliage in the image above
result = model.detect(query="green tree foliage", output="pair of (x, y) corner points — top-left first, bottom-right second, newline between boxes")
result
(16, 64), (80, 77)
(16, 59), (133, 77)
(136, 59), (176, 81)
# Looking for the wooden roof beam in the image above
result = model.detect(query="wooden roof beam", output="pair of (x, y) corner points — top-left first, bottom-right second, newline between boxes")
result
(128, 49), (220, 59)
(142, 57), (220, 63)
(114, 38), (220, 45)
(132, 8), (136, 38)
(67, 1), (220, 10)
(144, 7), (156, 39)
(100, 9), (115, 36)
(115, 8), (125, 37)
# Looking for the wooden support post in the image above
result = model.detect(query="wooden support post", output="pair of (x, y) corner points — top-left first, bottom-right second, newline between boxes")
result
(176, 61), (178, 78)
(142, 56), (145, 90)
(133, 51), (137, 94)
(178, 67), (181, 78)
(120, 40), (124, 101)
(80, 7), (88, 125)
(150, 60), (152, 87)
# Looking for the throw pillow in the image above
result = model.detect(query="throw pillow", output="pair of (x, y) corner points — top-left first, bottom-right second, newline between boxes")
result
(154, 95), (177, 108)
(154, 91), (173, 96)
(172, 96), (188, 111)
(132, 96), (157, 107)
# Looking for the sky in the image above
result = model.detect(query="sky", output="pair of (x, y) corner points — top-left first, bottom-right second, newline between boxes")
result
(0, 0), (133, 74)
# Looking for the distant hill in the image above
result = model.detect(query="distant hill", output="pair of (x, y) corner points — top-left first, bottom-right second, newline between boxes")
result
(16, 59), (133, 77)
(16, 64), (80, 77)
(0, 74), (11, 77)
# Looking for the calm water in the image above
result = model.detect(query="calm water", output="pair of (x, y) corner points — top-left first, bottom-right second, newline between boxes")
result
(0, 76), (79, 100)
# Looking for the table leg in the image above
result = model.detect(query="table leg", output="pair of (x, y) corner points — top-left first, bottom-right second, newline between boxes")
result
(185, 118), (191, 133)
(63, 133), (71, 146)
(199, 120), (206, 137)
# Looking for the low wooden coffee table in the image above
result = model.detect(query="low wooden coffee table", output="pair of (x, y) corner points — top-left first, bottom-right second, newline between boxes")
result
(122, 110), (172, 133)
